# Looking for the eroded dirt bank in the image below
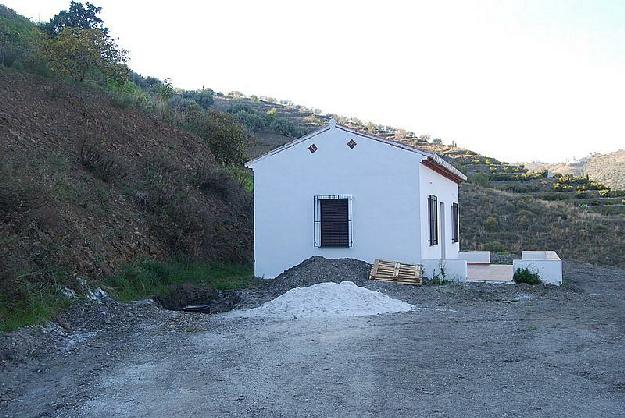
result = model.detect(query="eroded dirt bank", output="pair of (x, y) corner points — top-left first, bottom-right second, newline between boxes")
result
(2, 261), (625, 417)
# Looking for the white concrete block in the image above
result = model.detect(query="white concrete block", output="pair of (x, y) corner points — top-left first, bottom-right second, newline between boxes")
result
(422, 259), (468, 282)
(513, 254), (562, 286)
(458, 251), (491, 264)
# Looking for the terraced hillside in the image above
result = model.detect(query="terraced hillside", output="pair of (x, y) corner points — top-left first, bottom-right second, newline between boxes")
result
(418, 144), (625, 217)
(215, 91), (625, 214)
(459, 184), (625, 266)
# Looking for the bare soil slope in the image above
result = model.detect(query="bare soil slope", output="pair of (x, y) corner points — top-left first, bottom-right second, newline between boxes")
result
(0, 69), (252, 294)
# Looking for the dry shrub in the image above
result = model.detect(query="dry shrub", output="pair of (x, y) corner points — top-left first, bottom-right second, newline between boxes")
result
(195, 165), (238, 200)
(0, 179), (45, 221)
(133, 158), (252, 263)
(79, 140), (126, 183)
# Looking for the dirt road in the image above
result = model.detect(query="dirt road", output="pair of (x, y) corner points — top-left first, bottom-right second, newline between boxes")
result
(2, 261), (625, 417)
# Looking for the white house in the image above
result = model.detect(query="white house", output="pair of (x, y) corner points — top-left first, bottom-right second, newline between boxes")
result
(245, 120), (469, 280)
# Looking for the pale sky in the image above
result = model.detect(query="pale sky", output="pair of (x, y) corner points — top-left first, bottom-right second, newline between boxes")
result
(5, 0), (625, 162)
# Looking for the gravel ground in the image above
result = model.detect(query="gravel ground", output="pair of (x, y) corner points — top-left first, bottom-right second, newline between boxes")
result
(2, 259), (625, 417)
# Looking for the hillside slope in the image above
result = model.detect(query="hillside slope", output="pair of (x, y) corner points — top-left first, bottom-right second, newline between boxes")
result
(0, 69), (252, 296)
(583, 150), (625, 191)
(460, 184), (625, 267)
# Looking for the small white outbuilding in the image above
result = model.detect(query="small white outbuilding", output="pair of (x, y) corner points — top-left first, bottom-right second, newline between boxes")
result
(245, 120), (468, 279)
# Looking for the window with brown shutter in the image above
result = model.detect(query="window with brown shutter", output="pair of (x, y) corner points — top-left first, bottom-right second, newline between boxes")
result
(314, 195), (352, 248)
(320, 198), (349, 247)
(452, 202), (459, 243)
(428, 195), (438, 246)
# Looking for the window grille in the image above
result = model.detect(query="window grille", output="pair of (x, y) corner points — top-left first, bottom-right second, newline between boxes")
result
(314, 195), (353, 248)
(428, 195), (438, 246)
(452, 202), (459, 243)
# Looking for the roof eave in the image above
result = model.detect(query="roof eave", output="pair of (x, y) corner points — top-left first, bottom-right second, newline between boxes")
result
(422, 157), (467, 184)
(244, 124), (332, 168)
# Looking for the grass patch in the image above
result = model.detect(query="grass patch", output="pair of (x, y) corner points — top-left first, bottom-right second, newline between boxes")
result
(104, 259), (253, 302)
(513, 268), (542, 285)
(226, 165), (253, 193)
(0, 281), (70, 332)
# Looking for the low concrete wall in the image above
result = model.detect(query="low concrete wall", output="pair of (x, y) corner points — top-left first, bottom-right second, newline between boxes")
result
(458, 251), (491, 264)
(521, 251), (560, 261)
(422, 259), (468, 282)
(513, 251), (562, 285)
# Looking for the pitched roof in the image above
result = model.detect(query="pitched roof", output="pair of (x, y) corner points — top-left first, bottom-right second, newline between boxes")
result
(245, 120), (467, 182)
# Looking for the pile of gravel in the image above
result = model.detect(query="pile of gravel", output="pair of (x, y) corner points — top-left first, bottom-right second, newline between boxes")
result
(231, 281), (413, 319)
(271, 257), (371, 289)
(235, 257), (373, 310)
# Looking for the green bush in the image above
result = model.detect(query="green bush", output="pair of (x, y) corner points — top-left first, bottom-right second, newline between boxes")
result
(470, 173), (490, 187)
(108, 80), (151, 109)
(484, 216), (498, 231)
(609, 190), (625, 198)
(133, 156), (252, 262)
(424, 277), (453, 286)
(553, 183), (573, 191)
(227, 166), (254, 193)
(181, 88), (214, 109)
(194, 164), (244, 200)
(0, 278), (70, 332)
(482, 240), (507, 252)
(0, 5), (49, 74)
(513, 268), (542, 285)
(269, 117), (304, 138)
(183, 108), (248, 166)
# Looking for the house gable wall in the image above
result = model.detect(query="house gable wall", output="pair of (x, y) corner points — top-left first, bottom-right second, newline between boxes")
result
(252, 127), (423, 278)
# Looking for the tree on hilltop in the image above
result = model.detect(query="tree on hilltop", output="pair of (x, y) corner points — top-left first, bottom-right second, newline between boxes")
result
(41, 1), (107, 38)
(45, 27), (127, 83)
(42, 2), (128, 84)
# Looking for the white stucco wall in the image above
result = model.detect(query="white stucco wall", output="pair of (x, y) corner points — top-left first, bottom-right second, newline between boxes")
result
(419, 163), (460, 261)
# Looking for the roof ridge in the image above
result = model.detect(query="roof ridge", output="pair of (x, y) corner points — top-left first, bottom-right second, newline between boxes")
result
(245, 121), (467, 182)
(334, 124), (467, 181)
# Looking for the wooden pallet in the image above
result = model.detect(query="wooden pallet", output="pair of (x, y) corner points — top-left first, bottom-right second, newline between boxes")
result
(369, 259), (423, 285)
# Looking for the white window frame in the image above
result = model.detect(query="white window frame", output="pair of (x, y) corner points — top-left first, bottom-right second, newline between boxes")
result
(313, 194), (353, 248)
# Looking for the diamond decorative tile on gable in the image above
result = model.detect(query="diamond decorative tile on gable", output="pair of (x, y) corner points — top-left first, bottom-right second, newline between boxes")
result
(308, 144), (318, 153)
(347, 139), (357, 149)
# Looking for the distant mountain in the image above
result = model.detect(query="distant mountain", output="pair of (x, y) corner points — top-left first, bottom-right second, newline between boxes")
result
(527, 150), (625, 191)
